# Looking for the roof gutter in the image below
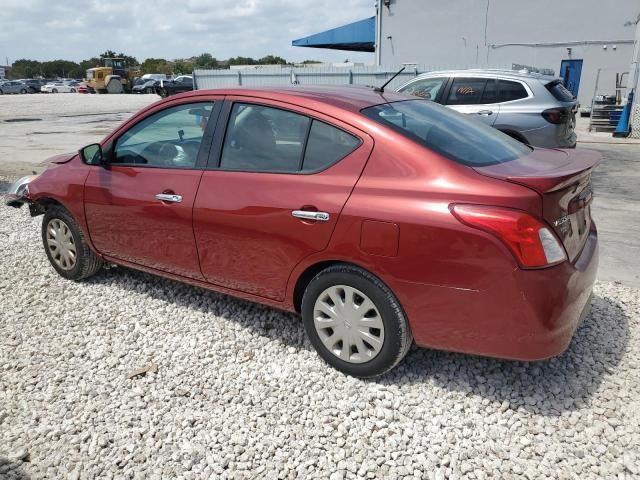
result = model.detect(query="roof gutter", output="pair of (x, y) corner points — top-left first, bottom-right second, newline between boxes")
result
(490, 39), (634, 49)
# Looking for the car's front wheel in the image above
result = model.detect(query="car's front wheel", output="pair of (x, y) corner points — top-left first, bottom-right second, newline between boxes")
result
(70, 88), (76, 93)
(52, 88), (58, 93)
(42, 206), (103, 281)
(301, 264), (412, 378)
(20, 88), (27, 94)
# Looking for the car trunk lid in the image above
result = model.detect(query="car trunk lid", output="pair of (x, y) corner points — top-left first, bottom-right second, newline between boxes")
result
(473, 148), (600, 262)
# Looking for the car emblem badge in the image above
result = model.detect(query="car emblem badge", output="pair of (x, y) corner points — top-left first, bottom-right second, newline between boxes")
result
(554, 216), (570, 227)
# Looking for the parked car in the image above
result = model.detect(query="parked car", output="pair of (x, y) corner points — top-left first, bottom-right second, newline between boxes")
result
(132, 78), (159, 94)
(156, 75), (193, 97)
(18, 79), (46, 93)
(396, 70), (577, 148)
(41, 82), (77, 93)
(77, 84), (88, 94)
(0, 80), (29, 94)
(5, 86), (599, 377)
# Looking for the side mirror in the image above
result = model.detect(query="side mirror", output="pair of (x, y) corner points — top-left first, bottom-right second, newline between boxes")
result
(79, 143), (103, 165)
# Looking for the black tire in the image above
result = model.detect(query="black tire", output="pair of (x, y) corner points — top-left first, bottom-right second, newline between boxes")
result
(301, 264), (412, 378)
(145, 87), (154, 94)
(52, 88), (58, 93)
(158, 88), (168, 98)
(70, 88), (76, 93)
(0, 89), (3, 95)
(42, 206), (103, 281)
(20, 88), (27, 94)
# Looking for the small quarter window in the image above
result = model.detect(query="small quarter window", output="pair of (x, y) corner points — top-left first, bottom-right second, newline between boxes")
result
(302, 120), (360, 172)
(497, 80), (528, 102)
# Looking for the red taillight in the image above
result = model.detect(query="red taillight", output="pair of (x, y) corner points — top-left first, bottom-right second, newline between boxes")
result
(541, 107), (569, 124)
(451, 205), (567, 268)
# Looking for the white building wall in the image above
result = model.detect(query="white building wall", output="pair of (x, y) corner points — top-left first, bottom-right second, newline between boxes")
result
(378, 0), (639, 105)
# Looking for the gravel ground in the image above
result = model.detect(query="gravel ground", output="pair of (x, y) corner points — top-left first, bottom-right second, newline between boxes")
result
(1, 193), (639, 480)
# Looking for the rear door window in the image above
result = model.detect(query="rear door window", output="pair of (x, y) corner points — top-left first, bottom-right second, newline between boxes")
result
(220, 103), (310, 172)
(219, 103), (361, 173)
(398, 77), (447, 101)
(445, 78), (489, 105)
(497, 80), (528, 102)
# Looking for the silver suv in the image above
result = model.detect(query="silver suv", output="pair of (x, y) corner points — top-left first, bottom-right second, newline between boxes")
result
(396, 70), (577, 148)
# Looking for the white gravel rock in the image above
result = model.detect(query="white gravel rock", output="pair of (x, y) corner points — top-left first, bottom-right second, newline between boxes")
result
(0, 186), (639, 479)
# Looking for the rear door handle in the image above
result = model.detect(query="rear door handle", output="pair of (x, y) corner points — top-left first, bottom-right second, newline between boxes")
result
(477, 110), (493, 115)
(292, 210), (330, 222)
(155, 193), (182, 203)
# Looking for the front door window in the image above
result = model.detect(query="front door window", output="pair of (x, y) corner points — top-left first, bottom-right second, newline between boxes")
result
(114, 102), (214, 168)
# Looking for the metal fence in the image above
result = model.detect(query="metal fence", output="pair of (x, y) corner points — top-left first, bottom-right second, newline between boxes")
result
(193, 64), (512, 91)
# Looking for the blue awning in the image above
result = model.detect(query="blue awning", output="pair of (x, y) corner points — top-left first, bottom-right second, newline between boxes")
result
(292, 17), (375, 52)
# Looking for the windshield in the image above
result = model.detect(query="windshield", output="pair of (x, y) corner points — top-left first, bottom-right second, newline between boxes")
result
(361, 99), (531, 166)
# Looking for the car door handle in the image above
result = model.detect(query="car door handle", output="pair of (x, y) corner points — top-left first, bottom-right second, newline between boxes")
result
(155, 193), (182, 203)
(292, 210), (330, 222)
(477, 110), (493, 115)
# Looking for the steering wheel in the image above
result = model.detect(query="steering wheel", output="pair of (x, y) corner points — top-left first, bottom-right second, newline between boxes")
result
(140, 142), (179, 166)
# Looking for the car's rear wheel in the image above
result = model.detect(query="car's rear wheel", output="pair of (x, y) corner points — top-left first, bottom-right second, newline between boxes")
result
(42, 206), (103, 281)
(20, 88), (27, 94)
(158, 88), (168, 98)
(52, 88), (58, 93)
(70, 88), (76, 93)
(145, 87), (154, 94)
(301, 264), (412, 378)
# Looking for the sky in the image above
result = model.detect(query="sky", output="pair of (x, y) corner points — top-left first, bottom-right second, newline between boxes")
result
(0, 0), (375, 65)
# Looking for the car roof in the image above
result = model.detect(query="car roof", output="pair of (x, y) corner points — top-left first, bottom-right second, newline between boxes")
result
(182, 85), (408, 113)
(410, 69), (557, 83)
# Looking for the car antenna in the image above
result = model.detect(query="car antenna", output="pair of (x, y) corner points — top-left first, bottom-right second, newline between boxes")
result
(374, 67), (405, 93)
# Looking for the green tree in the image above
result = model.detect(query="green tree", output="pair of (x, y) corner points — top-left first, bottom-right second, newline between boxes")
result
(140, 58), (172, 75)
(258, 55), (287, 65)
(40, 60), (83, 78)
(193, 53), (218, 69)
(8, 59), (42, 79)
(172, 60), (193, 75)
(100, 50), (138, 67)
(79, 57), (102, 71)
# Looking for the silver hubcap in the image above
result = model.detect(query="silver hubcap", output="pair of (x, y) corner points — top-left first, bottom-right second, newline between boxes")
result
(313, 285), (385, 364)
(46, 219), (77, 270)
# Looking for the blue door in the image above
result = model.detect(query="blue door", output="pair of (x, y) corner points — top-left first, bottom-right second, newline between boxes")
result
(560, 59), (583, 98)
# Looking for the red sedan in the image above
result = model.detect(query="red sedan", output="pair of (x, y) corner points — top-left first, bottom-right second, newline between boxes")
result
(5, 86), (599, 377)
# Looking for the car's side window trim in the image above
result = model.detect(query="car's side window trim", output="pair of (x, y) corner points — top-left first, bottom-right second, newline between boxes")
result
(104, 99), (223, 170)
(195, 100), (224, 169)
(439, 76), (454, 105)
(206, 99), (363, 175)
(297, 118), (314, 171)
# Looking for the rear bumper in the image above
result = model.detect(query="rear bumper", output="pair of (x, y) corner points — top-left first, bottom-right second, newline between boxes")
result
(401, 225), (598, 360)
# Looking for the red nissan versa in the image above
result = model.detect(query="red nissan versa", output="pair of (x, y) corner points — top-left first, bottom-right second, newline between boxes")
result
(5, 86), (599, 377)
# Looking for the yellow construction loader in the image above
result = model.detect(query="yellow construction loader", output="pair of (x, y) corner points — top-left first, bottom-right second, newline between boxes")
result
(85, 58), (141, 94)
